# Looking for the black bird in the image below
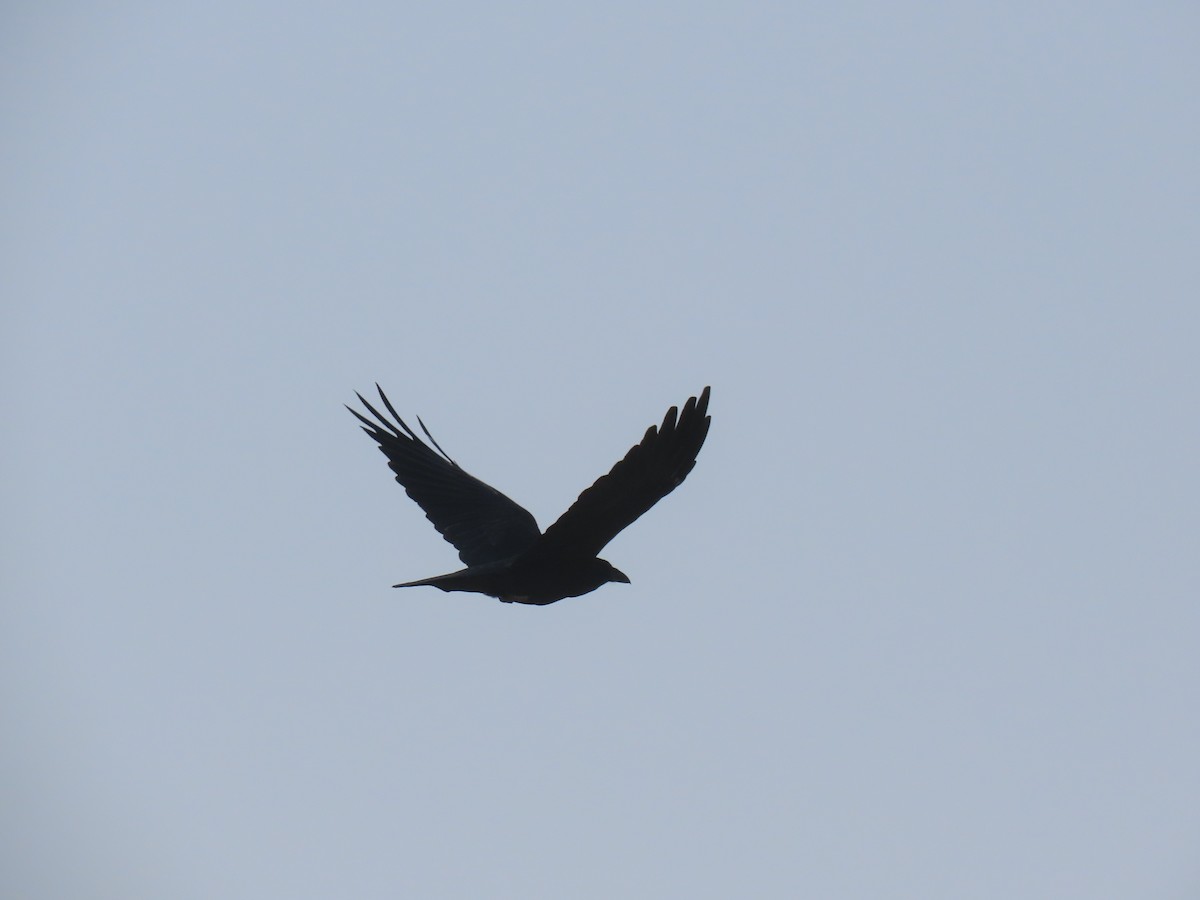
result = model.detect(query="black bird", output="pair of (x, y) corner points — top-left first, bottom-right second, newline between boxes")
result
(347, 385), (711, 605)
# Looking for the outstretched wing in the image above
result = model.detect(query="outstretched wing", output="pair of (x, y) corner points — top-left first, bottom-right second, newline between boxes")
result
(529, 387), (711, 561)
(348, 386), (541, 566)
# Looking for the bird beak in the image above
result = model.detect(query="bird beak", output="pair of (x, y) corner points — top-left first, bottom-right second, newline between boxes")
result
(612, 569), (631, 584)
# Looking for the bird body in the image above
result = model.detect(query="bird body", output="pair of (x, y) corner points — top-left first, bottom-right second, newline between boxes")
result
(392, 556), (628, 605)
(348, 385), (710, 605)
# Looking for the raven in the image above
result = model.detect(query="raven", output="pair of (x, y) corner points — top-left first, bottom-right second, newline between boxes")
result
(348, 386), (711, 605)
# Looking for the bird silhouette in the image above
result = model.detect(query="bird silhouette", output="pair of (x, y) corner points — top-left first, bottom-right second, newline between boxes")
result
(347, 385), (711, 604)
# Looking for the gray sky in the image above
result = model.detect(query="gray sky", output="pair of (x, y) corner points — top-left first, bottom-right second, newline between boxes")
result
(4, 3), (1198, 898)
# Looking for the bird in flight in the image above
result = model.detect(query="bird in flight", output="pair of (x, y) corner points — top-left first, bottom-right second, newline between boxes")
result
(347, 385), (711, 605)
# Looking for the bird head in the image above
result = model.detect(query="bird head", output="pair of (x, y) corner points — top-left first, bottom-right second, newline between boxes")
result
(597, 558), (630, 585)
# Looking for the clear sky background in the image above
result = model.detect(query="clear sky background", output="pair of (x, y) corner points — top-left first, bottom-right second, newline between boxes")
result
(3, 3), (1198, 898)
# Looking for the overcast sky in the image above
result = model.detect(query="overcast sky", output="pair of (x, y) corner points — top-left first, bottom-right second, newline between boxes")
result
(3, 3), (1198, 898)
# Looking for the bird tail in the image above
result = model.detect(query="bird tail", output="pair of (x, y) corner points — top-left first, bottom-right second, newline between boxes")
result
(391, 563), (507, 594)
(392, 575), (447, 589)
